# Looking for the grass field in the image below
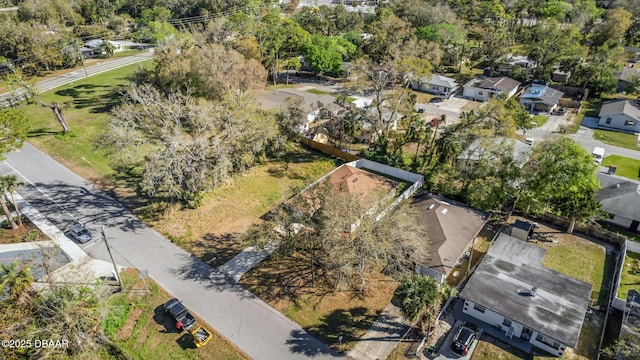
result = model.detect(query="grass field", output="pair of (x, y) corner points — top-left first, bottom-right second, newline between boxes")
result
(594, 129), (639, 151)
(104, 269), (248, 360)
(25, 60), (153, 181)
(470, 335), (527, 360)
(618, 251), (640, 299)
(602, 155), (640, 179)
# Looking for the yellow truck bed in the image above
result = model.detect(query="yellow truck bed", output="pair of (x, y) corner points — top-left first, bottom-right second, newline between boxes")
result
(190, 325), (212, 348)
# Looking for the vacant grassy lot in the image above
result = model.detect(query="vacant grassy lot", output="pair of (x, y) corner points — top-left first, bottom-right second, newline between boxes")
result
(103, 269), (248, 360)
(152, 152), (336, 266)
(618, 251), (640, 299)
(25, 60), (152, 181)
(21, 62), (338, 267)
(594, 129), (639, 150)
(602, 155), (640, 179)
(240, 253), (396, 353)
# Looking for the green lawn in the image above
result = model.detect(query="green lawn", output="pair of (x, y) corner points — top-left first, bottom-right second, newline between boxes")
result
(593, 129), (639, 151)
(602, 155), (640, 179)
(618, 251), (640, 299)
(306, 88), (332, 95)
(531, 115), (548, 128)
(542, 241), (607, 305)
(25, 60), (153, 180)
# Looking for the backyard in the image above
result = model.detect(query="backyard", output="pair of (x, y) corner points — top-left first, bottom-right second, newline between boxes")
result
(602, 155), (640, 180)
(617, 251), (640, 299)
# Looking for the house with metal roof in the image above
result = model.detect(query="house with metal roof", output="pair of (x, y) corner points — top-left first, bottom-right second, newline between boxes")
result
(459, 233), (592, 356)
(462, 76), (520, 102)
(518, 85), (564, 113)
(594, 172), (640, 233)
(598, 99), (640, 133)
(411, 193), (489, 283)
(411, 74), (459, 99)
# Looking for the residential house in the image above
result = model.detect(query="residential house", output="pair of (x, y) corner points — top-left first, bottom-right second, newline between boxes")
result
(84, 39), (125, 54)
(598, 99), (640, 134)
(617, 66), (640, 92)
(411, 193), (489, 283)
(551, 69), (571, 83)
(288, 159), (424, 229)
(410, 74), (459, 99)
(457, 137), (533, 173)
(257, 89), (341, 133)
(518, 84), (564, 113)
(460, 232), (592, 356)
(462, 76), (520, 102)
(594, 172), (640, 233)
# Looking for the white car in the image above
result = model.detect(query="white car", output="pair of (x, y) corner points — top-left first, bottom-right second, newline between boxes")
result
(67, 225), (93, 243)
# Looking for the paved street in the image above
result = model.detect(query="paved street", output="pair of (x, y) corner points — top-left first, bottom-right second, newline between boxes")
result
(0, 50), (153, 107)
(1, 143), (339, 360)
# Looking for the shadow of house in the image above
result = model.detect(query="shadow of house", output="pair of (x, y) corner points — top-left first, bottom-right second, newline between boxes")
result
(459, 232), (592, 357)
(411, 193), (489, 283)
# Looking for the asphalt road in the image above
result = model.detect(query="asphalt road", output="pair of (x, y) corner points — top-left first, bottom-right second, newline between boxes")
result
(0, 50), (153, 107)
(1, 143), (339, 360)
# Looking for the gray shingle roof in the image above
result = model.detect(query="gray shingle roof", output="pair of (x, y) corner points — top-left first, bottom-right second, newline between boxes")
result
(618, 67), (640, 82)
(460, 234), (592, 348)
(599, 100), (640, 120)
(595, 172), (640, 221)
(471, 76), (520, 93)
(520, 85), (564, 106)
(456, 137), (532, 167)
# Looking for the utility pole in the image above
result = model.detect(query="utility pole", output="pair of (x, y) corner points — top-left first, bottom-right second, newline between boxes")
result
(467, 237), (475, 277)
(101, 226), (122, 288)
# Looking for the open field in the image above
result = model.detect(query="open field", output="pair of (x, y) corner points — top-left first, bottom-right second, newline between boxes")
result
(240, 253), (396, 353)
(594, 129), (640, 151)
(104, 269), (249, 360)
(617, 251), (640, 299)
(602, 155), (640, 179)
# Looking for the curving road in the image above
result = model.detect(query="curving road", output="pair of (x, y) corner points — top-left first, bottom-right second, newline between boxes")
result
(0, 50), (154, 107)
(1, 143), (340, 359)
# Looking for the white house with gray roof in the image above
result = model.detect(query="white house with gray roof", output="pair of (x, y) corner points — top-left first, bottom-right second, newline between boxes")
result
(410, 74), (459, 99)
(598, 99), (640, 133)
(462, 76), (520, 102)
(595, 172), (640, 233)
(460, 233), (592, 356)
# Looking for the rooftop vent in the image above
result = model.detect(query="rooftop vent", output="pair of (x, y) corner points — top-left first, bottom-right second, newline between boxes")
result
(427, 204), (436, 210)
(441, 208), (448, 215)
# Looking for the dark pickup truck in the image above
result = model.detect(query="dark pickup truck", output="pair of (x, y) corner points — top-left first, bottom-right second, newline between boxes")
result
(163, 298), (197, 331)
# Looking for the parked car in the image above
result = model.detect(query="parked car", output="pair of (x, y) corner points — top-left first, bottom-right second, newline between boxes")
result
(67, 225), (93, 243)
(450, 323), (478, 356)
(163, 298), (197, 331)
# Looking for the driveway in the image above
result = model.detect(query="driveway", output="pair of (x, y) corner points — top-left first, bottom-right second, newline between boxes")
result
(424, 321), (481, 360)
(1, 143), (339, 360)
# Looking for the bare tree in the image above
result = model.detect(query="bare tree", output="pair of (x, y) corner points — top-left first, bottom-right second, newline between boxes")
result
(40, 101), (71, 134)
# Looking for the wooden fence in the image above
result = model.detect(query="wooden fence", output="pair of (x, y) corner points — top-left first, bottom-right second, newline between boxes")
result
(299, 137), (360, 162)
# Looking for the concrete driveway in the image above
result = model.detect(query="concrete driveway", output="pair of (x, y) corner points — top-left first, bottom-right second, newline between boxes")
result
(424, 321), (481, 360)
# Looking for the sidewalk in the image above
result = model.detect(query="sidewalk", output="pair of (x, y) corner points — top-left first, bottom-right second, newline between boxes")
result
(216, 242), (278, 282)
(347, 303), (411, 360)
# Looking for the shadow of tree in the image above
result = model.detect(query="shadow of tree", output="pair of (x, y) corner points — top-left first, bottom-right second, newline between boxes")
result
(189, 233), (244, 268)
(286, 329), (344, 358)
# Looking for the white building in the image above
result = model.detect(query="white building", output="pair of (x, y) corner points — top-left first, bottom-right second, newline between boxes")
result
(598, 99), (640, 134)
(462, 76), (520, 102)
(459, 233), (592, 356)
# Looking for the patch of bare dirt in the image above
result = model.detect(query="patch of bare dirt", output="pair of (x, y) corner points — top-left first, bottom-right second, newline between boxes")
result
(116, 308), (143, 341)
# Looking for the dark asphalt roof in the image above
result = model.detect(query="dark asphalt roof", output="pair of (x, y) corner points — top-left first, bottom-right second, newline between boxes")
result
(466, 76), (520, 93)
(0, 247), (70, 280)
(411, 193), (489, 275)
(460, 234), (592, 347)
(595, 172), (640, 221)
(599, 99), (640, 120)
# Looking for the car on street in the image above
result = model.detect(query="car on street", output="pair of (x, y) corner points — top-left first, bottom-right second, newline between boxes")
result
(450, 323), (478, 356)
(67, 225), (93, 243)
